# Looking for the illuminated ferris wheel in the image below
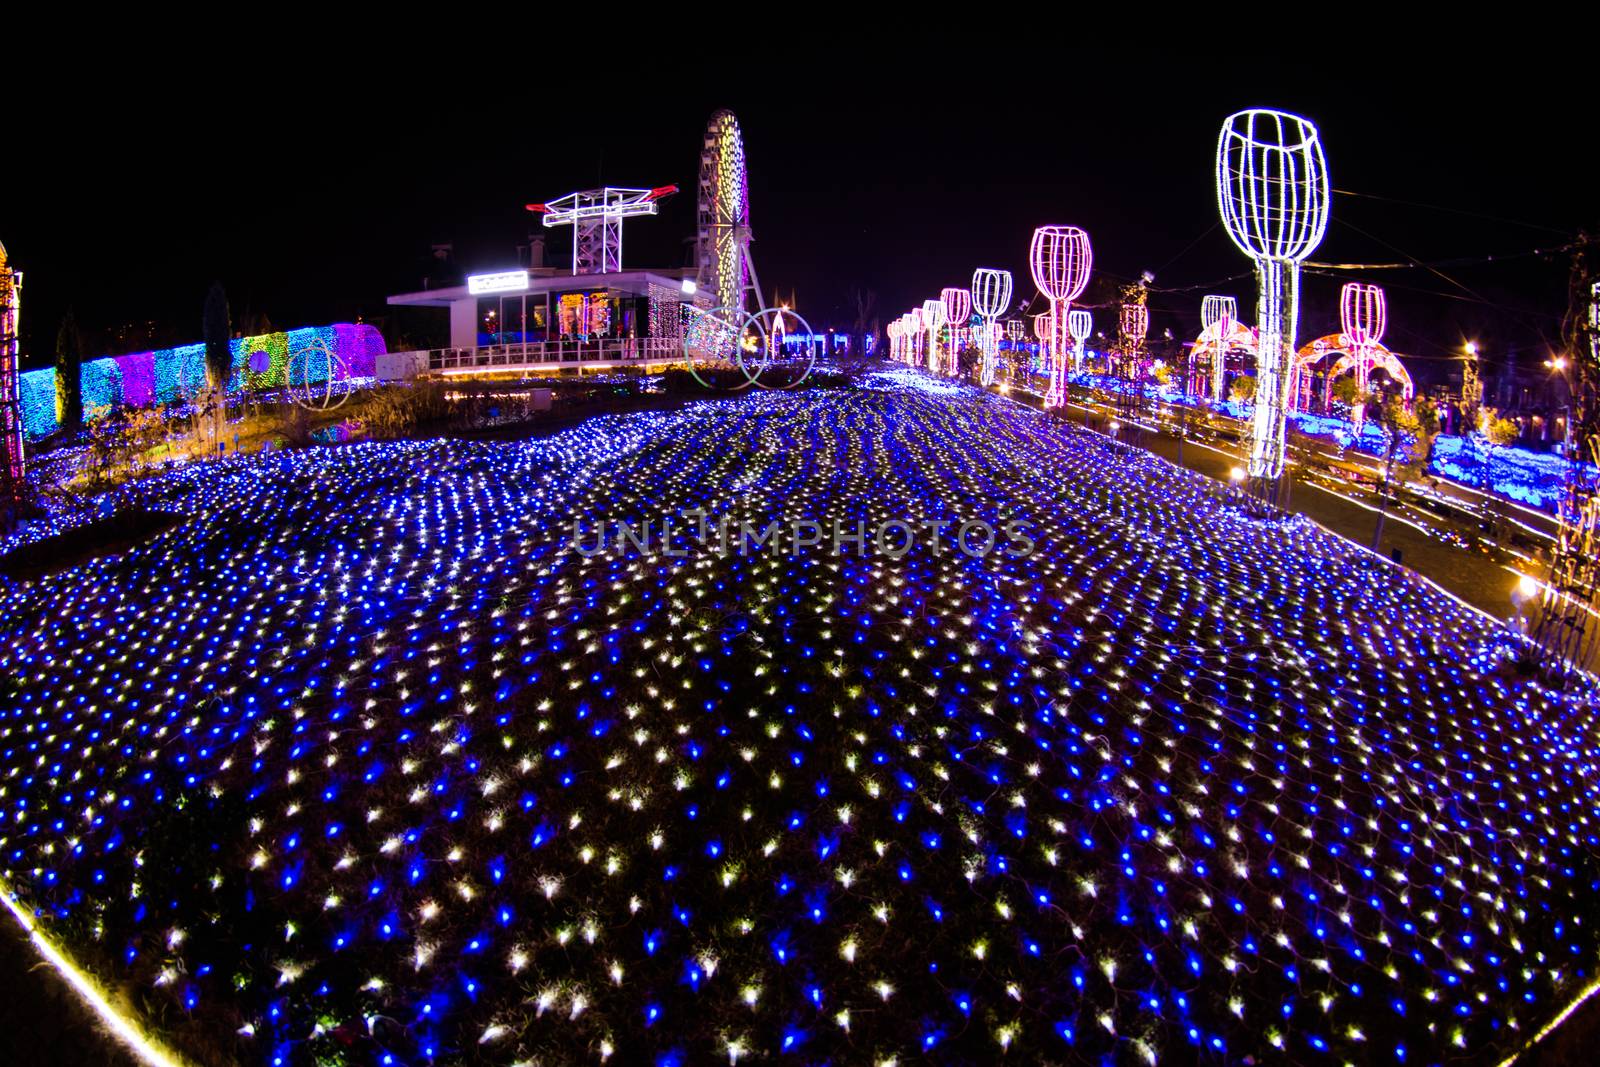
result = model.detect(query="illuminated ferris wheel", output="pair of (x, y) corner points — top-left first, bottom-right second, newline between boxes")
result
(695, 109), (763, 313)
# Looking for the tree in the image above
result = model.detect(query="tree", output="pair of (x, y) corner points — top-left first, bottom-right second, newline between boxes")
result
(955, 344), (982, 384)
(203, 282), (231, 444)
(54, 309), (85, 432)
(1229, 375), (1257, 404)
(1369, 391), (1439, 551)
(1329, 375), (1363, 410)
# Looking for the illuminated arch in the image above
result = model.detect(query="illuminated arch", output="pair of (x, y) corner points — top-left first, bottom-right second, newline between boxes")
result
(1189, 319), (1258, 397)
(1289, 333), (1414, 412)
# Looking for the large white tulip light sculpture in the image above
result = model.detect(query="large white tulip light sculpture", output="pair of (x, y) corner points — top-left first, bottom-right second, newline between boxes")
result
(1029, 225), (1092, 409)
(971, 268), (1013, 387)
(1216, 109), (1329, 497)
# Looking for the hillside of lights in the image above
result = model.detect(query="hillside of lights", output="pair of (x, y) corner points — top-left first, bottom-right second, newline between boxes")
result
(1, 371), (1597, 1065)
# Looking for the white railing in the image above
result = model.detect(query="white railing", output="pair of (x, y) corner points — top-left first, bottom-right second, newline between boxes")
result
(427, 337), (680, 373)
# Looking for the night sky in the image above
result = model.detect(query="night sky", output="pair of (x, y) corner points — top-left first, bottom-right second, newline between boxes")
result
(8, 43), (1592, 389)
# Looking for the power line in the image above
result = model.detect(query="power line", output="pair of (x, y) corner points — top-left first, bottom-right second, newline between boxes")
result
(1332, 188), (1574, 237)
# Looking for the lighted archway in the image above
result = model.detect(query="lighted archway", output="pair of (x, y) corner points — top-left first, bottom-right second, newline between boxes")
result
(1189, 319), (1258, 398)
(1289, 333), (1414, 413)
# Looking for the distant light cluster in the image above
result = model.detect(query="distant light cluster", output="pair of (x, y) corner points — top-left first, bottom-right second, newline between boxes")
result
(1, 380), (1596, 1065)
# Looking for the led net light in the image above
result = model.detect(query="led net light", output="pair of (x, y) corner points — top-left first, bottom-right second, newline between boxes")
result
(1030, 226), (1092, 410)
(1, 379), (1596, 1066)
(971, 269), (1013, 387)
(1216, 109), (1329, 486)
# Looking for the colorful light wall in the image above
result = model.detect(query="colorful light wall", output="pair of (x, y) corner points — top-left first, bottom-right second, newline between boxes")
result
(17, 324), (385, 439)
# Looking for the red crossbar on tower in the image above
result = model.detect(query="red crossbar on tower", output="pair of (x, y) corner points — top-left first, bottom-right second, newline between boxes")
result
(525, 186), (678, 276)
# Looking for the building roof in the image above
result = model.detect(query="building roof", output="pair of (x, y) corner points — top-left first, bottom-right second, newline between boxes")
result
(387, 269), (697, 308)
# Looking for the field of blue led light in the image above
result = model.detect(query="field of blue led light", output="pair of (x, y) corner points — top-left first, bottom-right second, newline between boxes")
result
(2, 373), (1598, 1066)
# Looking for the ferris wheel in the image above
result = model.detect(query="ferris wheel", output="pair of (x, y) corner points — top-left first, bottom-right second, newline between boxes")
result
(695, 109), (763, 314)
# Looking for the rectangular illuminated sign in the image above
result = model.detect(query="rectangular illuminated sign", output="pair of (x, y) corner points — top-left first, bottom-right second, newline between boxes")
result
(467, 270), (530, 295)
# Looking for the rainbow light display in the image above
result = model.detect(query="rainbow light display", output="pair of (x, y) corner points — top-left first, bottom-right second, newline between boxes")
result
(1, 374), (1596, 1064)
(16, 324), (385, 439)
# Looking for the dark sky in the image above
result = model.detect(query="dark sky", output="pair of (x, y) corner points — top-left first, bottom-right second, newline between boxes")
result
(8, 41), (1592, 389)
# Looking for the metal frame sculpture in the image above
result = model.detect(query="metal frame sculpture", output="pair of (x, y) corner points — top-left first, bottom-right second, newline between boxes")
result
(921, 299), (947, 375)
(1067, 309), (1092, 377)
(971, 269), (1013, 387)
(1029, 225), (1093, 409)
(0, 238), (23, 519)
(1201, 295), (1237, 401)
(940, 287), (971, 379)
(1216, 108), (1330, 497)
(527, 185), (677, 276)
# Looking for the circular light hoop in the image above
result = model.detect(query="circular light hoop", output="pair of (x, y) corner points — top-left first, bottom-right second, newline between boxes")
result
(287, 337), (350, 412)
(679, 304), (818, 391)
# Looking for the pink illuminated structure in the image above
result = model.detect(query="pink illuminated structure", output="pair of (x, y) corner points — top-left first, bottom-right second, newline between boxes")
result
(1340, 282), (1386, 399)
(1029, 225), (1092, 408)
(940, 287), (972, 378)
